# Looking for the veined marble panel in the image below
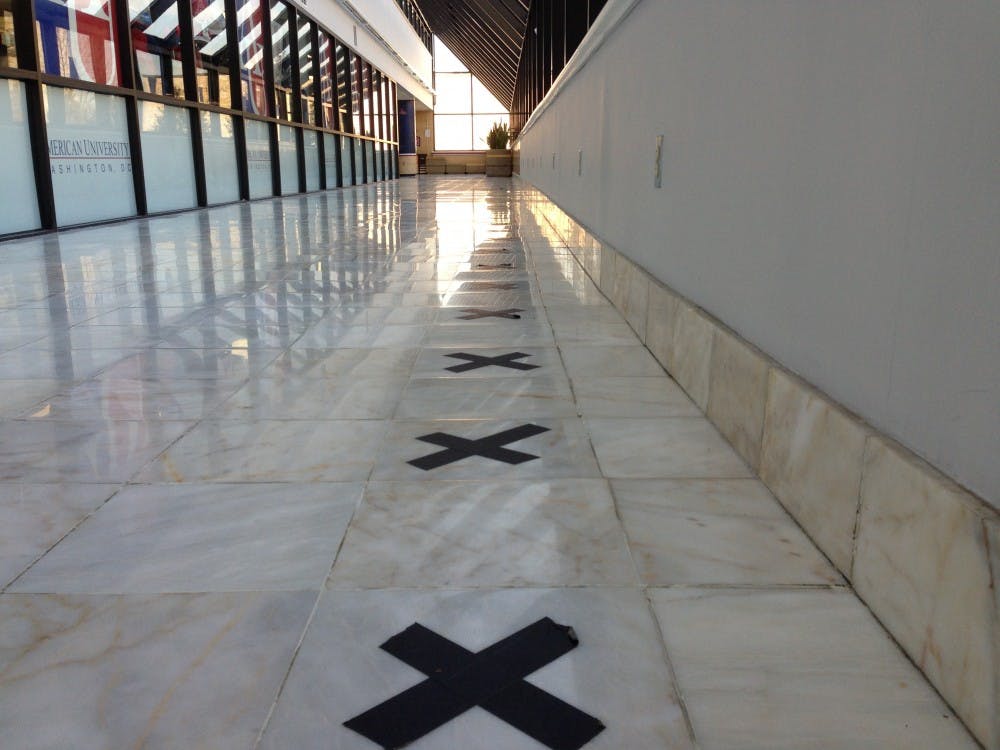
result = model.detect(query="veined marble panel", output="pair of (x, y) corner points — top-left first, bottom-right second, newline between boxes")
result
(424, 322), (556, 348)
(221, 376), (408, 419)
(272, 347), (419, 380)
(587, 417), (752, 479)
(644, 282), (682, 370)
(651, 588), (979, 749)
(665, 303), (714, 411)
(98, 347), (279, 381)
(0, 379), (62, 418)
(21, 378), (244, 422)
(853, 437), (998, 748)
(12, 482), (362, 593)
(396, 376), (577, 419)
(571, 376), (700, 418)
(706, 327), (770, 471)
(259, 587), (694, 750)
(560, 344), (665, 379)
(0, 483), (118, 587)
(549, 320), (641, 346)
(136, 419), (386, 482)
(614, 479), (840, 585)
(0, 420), (192, 483)
(0, 591), (315, 749)
(329, 479), (635, 587)
(0, 345), (139, 381)
(294, 322), (429, 349)
(760, 368), (870, 575)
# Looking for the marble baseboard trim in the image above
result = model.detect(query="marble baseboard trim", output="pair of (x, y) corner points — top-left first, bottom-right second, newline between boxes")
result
(853, 437), (999, 749)
(520, 196), (1000, 750)
(760, 368), (870, 576)
(706, 326), (769, 472)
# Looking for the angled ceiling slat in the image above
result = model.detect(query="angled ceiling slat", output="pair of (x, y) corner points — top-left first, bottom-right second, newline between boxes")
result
(415, 0), (530, 110)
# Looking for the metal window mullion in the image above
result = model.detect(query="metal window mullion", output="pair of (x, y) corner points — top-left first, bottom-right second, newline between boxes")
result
(224, 0), (250, 199)
(259, 0), (281, 194)
(178, 0), (208, 206)
(13, 0), (56, 227)
(286, 6), (305, 191)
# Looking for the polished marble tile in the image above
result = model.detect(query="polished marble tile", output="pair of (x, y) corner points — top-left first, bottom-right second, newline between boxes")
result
(98, 346), (278, 381)
(295, 322), (429, 349)
(0, 379), (63, 418)
(396, 375), (577, 419)
(0, 591), (315, 750)
(571, 376), (700, 418)
(651, 588), (979, 749)
(0, 420), (192, 482)
(0, 177), (968, 750)
(13, 483), (361, 593)
(20, 378), (244, 421)
(544, 305), (626, 325)
(588, 417), (752, 479)
(559, 344), (665, 378)
(424, 322), (556, 348)
(136, 419), (386, 482)
(372, 418), (601, 481)
(613, 479), (840, 585)
(330, 479), (635, 587)
(0, 345), (139, 381)
(259, 587), (694, 750)
(270, 346), (419, 379)
(222, 376), (408, 419)
(0, 326), (49, 353)
(550, 319), (641, 346)
(0, 483), (119, 587)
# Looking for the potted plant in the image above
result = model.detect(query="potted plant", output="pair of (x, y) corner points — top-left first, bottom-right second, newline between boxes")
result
(485, 122), (512, 177)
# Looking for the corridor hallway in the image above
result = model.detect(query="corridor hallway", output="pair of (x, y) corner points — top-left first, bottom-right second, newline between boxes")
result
(0, 177), (978, 749)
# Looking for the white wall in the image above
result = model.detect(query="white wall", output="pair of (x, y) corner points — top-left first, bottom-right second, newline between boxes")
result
(517, 0), (1000, 504)
(289, 0), (433, 107)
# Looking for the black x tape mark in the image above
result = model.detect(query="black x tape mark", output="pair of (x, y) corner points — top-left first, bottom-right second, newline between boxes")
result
(407, 423), (550, 470)
(444, 352), (540, 373)
(456, 308), (524, 320)
(344, 618), (605, 750)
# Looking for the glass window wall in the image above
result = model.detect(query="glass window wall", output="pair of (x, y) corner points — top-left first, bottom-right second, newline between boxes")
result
(236, 0), (267, 115)
(432, 37), (507, 151)
(318, 32), (334, 129)
(1, 0), (19, 67)
(270, 0), (293, 120)
(2, 0), (398, 235)
(36, 0), (121, 85)
(296, 13), (313, 124)
(130, 0), (185, 97)
(193, 0), (232, 107)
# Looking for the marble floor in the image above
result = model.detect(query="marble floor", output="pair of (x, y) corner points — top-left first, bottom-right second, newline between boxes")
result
(0, 177), (978, 749)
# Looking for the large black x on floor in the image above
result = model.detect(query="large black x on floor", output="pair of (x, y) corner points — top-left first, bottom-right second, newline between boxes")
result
(408, 423), (550, 470)
(344, 618), (605, 750)
(457, 308), (524, 320)
(444, 351), (540, 373)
